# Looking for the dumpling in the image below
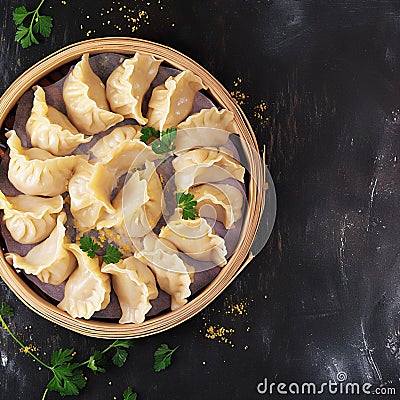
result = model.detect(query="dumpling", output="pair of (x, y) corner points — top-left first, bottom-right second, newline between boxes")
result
(5, 212), (77, 285)
(101, 257), (158, 324)
(147, 70), (207, 131)
(189, 183), (243, 229)
(174, 107), (237, 154)
(68, 158), (116, 231)
(6, 131), (81, 196)
(26, 86), (91, 156)
(106, 53), (162, 125)
(89, 125), (159, 180)
(177, 107), (236, 132)
(134, 233), (192, 310)
(173, 147), (245, 192)
(63, 53), (123, 135)
(0, 190), (63, 244)
(159, 211), (227, 267)
(99, 161), (162, 236)
(174, 127), (231, 154)
(90, 125), (140, 160)
(58, 243), (111, 319)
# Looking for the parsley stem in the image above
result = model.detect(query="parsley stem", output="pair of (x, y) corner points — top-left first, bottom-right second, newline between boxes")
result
(41, 388), (48, 400)
(101, 339), (120, 355)
(28, 0), (46, 34)
(76, 339), (120, 367)
(0, 315), (51, 370)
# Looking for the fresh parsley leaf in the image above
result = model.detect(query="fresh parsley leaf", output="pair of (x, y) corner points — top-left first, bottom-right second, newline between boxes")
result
(36, 14), (53, 37)
(103, 339), (133, 367)
(15, 24), (29, 42)
(152, 127), (177, 154)
(103, 245), (123, 264)
(13, 6), (30, 25)
(153, 344), (179, 372)
(112, 348), (128, 368)
(0, 302), (14, 317)
(87, 350), (107, 374)
(176, 192), (198, 220)
(13, 1), (53, 48)
(51, 349), (75, 367)
(47, 363), (86, 396)
(79, 235), (100, 258)
(123, 387), (138, 400)
(48, 349), (86, 396)
(110, 339), (134, 349)
(140, 126), (159, 144)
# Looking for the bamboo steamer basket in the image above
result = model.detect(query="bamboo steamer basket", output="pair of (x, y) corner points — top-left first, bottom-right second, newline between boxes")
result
(0, 38), (265, 338)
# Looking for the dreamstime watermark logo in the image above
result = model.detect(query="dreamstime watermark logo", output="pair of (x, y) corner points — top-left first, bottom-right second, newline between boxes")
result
(256, 372), (396, 396)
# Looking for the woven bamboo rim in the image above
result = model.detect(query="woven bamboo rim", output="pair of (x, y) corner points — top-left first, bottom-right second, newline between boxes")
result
(0, 38), (264, 338)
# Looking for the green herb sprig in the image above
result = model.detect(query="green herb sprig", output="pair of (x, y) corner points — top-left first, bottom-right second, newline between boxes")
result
(79, 236), (100, 258)
(123, 387), (138, 400)
(153, 344), (179, 372)
(79, 235), (122, 264)
(13, 0), (53, 48)
(0, 302), (133, 399)
(103, 244), (123, 264)
(176, 192), (198, 220)
(140, 126), (159, 144)
(140, 126), (177, 155)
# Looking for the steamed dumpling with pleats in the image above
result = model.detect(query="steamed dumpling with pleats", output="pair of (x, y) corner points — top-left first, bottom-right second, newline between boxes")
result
(6, 131), (81, 196)
(106, 53), (162, 125)
(58, 243), (111, 319)
(177, 107), (236, 131)
(147, 70), (207, 131)
(68, 158), (116, 231)
(134, 233), (192, 310)
(159, 210), (227, 267)
(173, 147), (245, 192)
(0, 190), (63, 244)
(189, 183), (243, 229)
(5, 212), (76, 285)
(63, 53), (123, 135)
(99, 161), (162, 235)
(90, 125), (141, 160)
(89, 125), (159, 180)
(174, 107), (237, 153)
(101, 257), (158, 324)
(26, 86), (91, 156)
(174, 127), (231, 154)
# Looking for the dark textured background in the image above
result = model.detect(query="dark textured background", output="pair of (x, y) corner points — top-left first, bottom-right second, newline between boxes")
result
(2, 0), (400, 399)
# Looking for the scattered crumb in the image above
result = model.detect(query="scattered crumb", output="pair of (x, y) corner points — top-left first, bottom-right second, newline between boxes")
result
(230, 77), (249, 105)
(253, 100), (270, 128)
(225, 300), (249, 316)
(204, 324), (235, 347)
(85, 1), (172, 34)
(19, 344), (38, 354)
